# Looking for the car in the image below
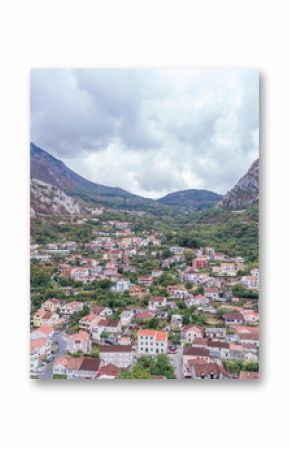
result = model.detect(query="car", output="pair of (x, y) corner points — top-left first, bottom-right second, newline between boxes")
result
(104, 339), (116, 345)
(46, 354), (54, 363)
(168, 348), (177, 354)
(52, 343), (59, 354)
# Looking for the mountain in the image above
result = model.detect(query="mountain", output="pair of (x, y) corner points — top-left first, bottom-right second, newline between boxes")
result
(219, 159), (259, 210)
(158, 189), (222, 210)
(31, 143), (224, 213)
(30, 143), (157, 211)
(30, 178), (82, 216)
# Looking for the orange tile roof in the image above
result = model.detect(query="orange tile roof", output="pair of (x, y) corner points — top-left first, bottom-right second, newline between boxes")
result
(33, 325), (54, 336)
(69, 331), (90, 342)
(81, 313), (97, 322)
(137, 329), (167, 341)
(30, 338), (47, 352)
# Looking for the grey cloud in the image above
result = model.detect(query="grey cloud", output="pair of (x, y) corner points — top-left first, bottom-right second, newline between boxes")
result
(31, 68), (259, 197)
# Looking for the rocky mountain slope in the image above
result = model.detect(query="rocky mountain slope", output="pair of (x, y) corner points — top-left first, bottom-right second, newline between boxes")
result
(158, 188), (222, 209)
(30, 143), (157, 211)
(31, 178), (81, 216)
(219, 159), (259, 210)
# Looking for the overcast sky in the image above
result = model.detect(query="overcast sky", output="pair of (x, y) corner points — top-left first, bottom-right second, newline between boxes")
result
(30, 68), (259, 198)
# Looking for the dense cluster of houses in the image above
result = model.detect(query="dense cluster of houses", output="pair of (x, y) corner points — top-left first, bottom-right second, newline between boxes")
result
(31, 218), (259, 380)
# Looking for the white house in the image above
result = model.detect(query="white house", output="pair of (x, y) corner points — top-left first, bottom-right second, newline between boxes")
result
(115, 278), (131, 292)
(120, 310), (134, 327)
(148, 296), (167, 311)
(92, 319), (121, 341)
(182, 325), (204, 343)
(67, 331), (91, 354)
(137, 329), (168, 355)
(99, 345), (133, 368)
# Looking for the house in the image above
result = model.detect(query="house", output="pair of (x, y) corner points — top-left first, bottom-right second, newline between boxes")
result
(41, 298), (60, 312)
(167, 285), (188, 299)
(53, 356), (100, 379)
(96, 364), (121, 379)
(58, 263), (73, 277)
(241, 309), (259, 324)
(224, 311), (244, 325)
(155, 310), (168, 320)
(135, 311), (155, 321)
(170, 246), (184, 255)
(120, 310), (134, 327)
(30, 338), (52, 372)
(148, 296), (167, 311)
(118, 335), (132, 346)
(61, 301), (84, 315)
(115, 278), (131, 292)
(183, 347), (210, 363)
(67, 331), (91, 354)
(79, 313), (101, 332)
(184, 296), (196, 308)
(152, 269), (163, 278)
(170, 314), (183, 329)
(181, 325), (204, 343)
(70, 267), (90, 283)
(30, 325), (54, 341)
(137, 329), (168, 355)
(238, 333), (259, 348)
(32, 310), (60, 328)
(239, 370), (259, 380)
(92, 319), (121, 341)
(241, 274), (259, 290)
(191, 337), (209, 348)
(192, 258), (208, 270)
(204, 288), (220, 301)
(129, 285), (145, 299)
(186, 360), (230, 379)
(193, 294), (209, 306)
(138, 275), (153, 286)
(92, 304), (113, 317)
(204, 327), (227, 340)
(69, 357), (100, 379)
(181, 268), (198, 283)
(99, 345), (133, 368)
(205, 247), (215, 258)
(207, 341), (230, 359)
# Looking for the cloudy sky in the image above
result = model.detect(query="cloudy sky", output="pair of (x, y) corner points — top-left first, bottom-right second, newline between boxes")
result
(30, 68), (259, 198)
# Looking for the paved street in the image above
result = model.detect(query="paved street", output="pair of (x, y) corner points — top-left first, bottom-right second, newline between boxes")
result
(169, 346), (183, 380)
(41, 331), (67, 380)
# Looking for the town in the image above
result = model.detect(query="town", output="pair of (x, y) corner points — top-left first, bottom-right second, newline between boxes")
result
(30, 206), (259, 380)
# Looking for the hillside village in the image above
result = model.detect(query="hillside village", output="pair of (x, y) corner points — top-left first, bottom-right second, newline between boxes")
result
(30, 206), (259, 380)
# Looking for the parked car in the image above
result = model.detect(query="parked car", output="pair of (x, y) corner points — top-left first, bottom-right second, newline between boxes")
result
(168, 345), (177, 353)
(104, 338), (116, 345)
(46, 354), (54, 362)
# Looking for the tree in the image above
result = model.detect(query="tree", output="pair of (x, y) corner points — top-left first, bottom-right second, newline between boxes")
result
(148, 317), (160, 329)
(232, 283), (258, 299)
(224, 360), (244, 374)
(119, 355), (175, 379)
(243, 362), (259, 372)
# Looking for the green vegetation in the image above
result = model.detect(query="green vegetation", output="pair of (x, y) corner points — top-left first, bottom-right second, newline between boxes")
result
(119, 355), (176, 379)
(224, 360), (259, 375)
(52, 374), (67, 379)
(232, 284), (259, 299)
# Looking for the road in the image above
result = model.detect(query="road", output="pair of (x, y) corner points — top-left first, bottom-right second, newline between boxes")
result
(169, 346), (183, 380)
(41, 331), (67, 380)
